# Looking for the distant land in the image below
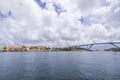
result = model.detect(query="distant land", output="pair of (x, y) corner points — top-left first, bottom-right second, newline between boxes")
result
(104, 48), (120, 52)
(0, 46), (120, 52)
(1, 46), (89, 52)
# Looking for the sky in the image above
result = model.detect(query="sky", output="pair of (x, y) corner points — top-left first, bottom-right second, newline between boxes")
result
(0, 0), (120, 47)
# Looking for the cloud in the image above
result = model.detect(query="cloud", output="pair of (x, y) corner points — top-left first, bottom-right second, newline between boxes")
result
(0, 0), (120, 47)
(73, 0), (100, 12)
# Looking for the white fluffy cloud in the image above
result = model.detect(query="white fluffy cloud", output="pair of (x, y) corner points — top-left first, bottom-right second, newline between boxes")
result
(0, 0), (120, 47)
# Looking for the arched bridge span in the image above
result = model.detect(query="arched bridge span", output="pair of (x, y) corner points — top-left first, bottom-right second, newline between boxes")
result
(74, 42), (120, 50)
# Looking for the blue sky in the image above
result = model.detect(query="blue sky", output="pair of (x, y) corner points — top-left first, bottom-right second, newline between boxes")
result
(53, 3), (66, 15)
(35, 0), (46, 9)
(0, 0), (120, 47)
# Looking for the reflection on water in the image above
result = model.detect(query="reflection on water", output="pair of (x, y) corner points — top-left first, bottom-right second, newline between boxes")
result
(0, 52), (120, 80)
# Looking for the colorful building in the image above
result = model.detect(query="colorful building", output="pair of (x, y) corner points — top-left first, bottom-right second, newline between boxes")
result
(4, 46), (26, 52)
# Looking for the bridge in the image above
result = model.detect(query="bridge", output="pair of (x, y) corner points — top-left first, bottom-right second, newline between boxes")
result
(74, 42), (120, 50)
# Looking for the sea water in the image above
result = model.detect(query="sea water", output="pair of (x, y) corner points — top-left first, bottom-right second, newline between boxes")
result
(0, 51), (120, 80)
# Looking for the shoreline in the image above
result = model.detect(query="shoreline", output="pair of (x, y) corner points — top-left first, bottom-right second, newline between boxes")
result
(0, 51), (120, 52)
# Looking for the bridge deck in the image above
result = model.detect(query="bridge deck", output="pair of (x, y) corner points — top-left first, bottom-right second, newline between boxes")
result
(79, 42), (120, 46)
(73, 42), (120, 50)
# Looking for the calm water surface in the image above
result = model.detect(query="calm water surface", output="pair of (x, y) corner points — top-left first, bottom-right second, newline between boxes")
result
(0, 52), (120, 80)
